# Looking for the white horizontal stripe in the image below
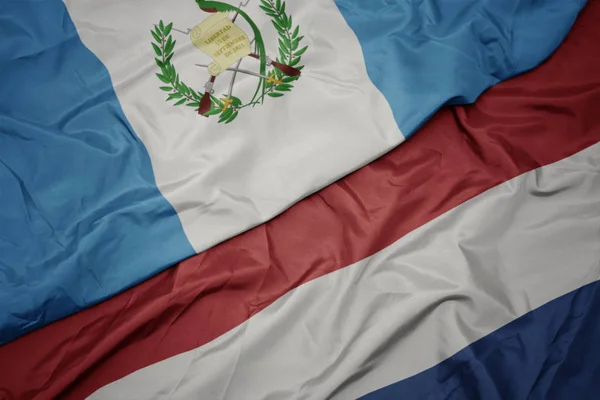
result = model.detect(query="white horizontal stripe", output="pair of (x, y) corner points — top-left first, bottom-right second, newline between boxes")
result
(90, 142), (600, 400)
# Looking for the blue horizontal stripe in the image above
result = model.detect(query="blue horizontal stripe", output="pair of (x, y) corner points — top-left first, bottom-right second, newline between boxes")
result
(362, 280), (600, 400)
(0, 0), (195, 344)
(334, 0), (587, 136)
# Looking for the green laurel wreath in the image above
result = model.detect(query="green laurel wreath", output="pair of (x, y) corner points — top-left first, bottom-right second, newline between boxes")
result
(151, 0), (307, 124)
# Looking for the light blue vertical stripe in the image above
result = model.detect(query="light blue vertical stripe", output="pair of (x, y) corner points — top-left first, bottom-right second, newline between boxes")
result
(334, 0), (587, 135)
(0, 0), (195, 344)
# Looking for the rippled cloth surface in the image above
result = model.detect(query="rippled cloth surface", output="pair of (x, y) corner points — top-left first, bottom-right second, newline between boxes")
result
(0, 1), (598, 398)
(336, 0), (588, 134)
(0, 0), (588, 345)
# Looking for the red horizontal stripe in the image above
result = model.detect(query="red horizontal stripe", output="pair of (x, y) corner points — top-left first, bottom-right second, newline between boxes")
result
(1, 2), (600, 399)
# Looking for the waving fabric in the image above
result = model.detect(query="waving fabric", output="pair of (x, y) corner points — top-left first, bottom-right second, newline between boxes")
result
(0, 0), (587, 346)
(0, 0), (598, 398)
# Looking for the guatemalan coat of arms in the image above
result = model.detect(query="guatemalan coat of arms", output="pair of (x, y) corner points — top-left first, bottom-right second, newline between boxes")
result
(151, 0), (308, 124)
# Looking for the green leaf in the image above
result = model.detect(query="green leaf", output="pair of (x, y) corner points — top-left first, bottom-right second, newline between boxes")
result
(154, 26), (162, 40)
(292, 25), (300, 38)
(278, 39), (289, 52)
(161, 64), (170, 80)
(160, 86), (173, 91)
(225, 110), (239, 124)
(290, 57), (301, 67)
(281, 2), (286, 14)
(276, 0), (281, 10)
(156, 73), (170, 83)
(167, 92), (183, 101)
(165, 36), (175, 55)
(230, 96), (243, 107)
(203, 107), (222, 116)
(174, 98), (186, 106)
(296, 65), (305, 71)
(272, 20), (285, 35)
(181, 83), (191, 95)
(268, 92), (284, 98)
(275, 83), (293, 91)
(155, 58), (165, 69)
(282, 76), (298, 83)
(260, 0), (271, 9)
(210, 95), (224, 107)
(284, 37), (292, 50)
(294, 46), (308, 57)
(159, 20), (165, 32)
(271, 20), (285, 35)
(152, 43), (162, 56)
(160, 64), (169, 77)
(275, 16), (285, 28)
(187, 101), (201, 107)
(166, 53), (174, 63)
(218, 107), (234, 122)
(164, 22), (173, 36)
(151, 30), (161, 44)
(259, 5), (272, 13)
(192, 91), (202, 101)
(292, 37), (300, 50)
(278, 48), (287, 61)
(287, 15), (293, 29)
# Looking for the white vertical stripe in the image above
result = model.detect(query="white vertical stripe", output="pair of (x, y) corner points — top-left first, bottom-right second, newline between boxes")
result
(90, 142), (600, 400)
(63, 0), (403, 252)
